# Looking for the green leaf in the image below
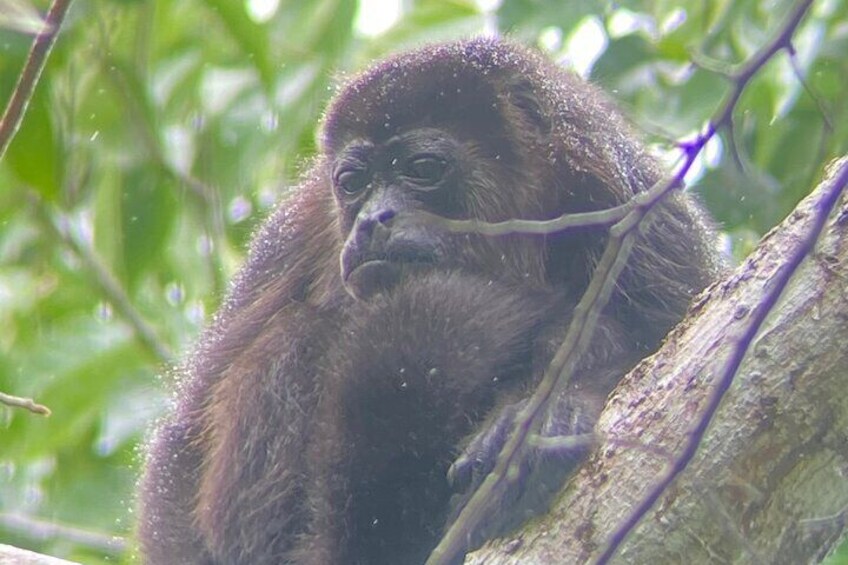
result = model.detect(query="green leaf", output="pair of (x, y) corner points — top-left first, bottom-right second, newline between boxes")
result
(4, 87), (61, 200)
(120, 168), (178, 290)
(200, 0), (274, 91)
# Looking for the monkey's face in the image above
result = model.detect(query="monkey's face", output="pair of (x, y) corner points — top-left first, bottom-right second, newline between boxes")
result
(326, 44), (565, 301)
(334, 127), (471, 300)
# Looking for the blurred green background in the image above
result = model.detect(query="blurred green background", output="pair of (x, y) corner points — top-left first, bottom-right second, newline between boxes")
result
(0, 0), (846, 562)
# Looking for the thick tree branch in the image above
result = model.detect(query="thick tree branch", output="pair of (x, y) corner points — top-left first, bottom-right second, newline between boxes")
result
(468, 156), (848, 563)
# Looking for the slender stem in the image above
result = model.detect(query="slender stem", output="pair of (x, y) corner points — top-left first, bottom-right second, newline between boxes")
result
(0, 391), (51, 416)
(0, 0), (75, 160)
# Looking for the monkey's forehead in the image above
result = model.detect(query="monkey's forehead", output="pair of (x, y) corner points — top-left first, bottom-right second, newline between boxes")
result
(319, 36), (656, 198)
(320, 37), (547, 152)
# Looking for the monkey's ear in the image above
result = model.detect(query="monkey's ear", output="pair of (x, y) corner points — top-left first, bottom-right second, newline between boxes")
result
(506, 79), (552, 136)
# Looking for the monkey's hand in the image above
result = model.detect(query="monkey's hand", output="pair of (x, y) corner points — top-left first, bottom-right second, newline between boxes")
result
(445, 383), (607, 551)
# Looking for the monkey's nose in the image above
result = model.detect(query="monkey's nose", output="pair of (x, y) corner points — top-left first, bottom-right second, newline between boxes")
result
(359, 208), (396, 237)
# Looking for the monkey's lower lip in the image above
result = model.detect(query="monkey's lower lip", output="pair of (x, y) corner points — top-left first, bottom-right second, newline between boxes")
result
(348, 259), (393, 277)
(345, 256), (439, 300)
(348, 254), (437, 279)
(345, 260), (402, 299)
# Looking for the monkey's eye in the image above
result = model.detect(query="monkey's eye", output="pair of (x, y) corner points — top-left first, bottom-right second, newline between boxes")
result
(336, 168), (370, 195)
(405, 156), (448, 186)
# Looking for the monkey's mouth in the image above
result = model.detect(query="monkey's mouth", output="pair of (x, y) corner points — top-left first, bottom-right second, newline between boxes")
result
(343, 250), (439, 300)
(359, 247), (439, 269)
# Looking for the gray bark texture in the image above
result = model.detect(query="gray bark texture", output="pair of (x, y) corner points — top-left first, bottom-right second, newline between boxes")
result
(468, 159), (848, 564)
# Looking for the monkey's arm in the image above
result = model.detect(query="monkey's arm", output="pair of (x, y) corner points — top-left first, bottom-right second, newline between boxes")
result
(138, 379), (214, 564)
(138, 180), (345, 564)
(139, 301), (342, 565)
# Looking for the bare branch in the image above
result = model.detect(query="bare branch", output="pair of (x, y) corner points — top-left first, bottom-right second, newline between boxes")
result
(0, 391), (50, 416)
(0, 0), (75, 159)
(415, 203), (632, 236)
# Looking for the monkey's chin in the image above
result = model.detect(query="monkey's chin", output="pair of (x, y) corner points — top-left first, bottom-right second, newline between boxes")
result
(343, 260), (404, 301)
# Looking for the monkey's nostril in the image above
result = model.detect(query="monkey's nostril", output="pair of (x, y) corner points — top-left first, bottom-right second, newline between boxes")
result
(377, 209), (396, 226)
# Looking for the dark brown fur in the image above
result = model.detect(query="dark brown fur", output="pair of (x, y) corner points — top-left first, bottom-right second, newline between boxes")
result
(138, 38), (721, 564)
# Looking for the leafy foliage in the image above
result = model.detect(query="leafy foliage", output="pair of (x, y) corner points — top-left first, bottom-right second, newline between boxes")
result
(0, 0), (845, 561)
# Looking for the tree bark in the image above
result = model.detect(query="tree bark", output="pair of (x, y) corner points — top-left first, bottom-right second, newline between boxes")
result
(468, 157), (848, 564)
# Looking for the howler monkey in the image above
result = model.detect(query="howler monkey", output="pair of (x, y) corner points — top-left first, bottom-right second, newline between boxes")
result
(139, 38), (721, 564)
